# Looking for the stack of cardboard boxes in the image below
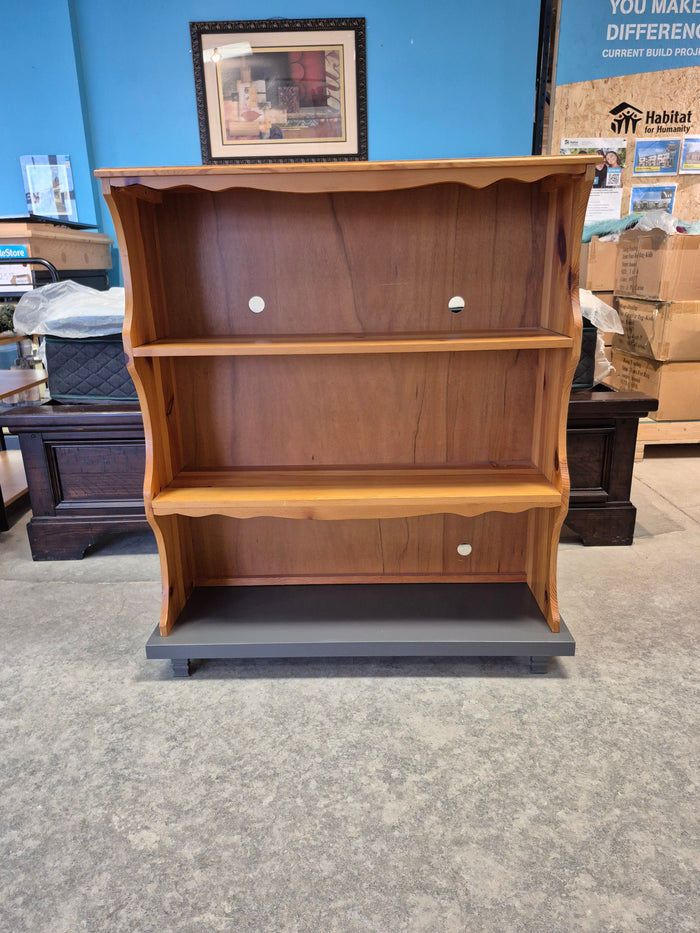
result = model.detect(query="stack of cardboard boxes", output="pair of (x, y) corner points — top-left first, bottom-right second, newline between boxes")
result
(607, 229), (700, 422)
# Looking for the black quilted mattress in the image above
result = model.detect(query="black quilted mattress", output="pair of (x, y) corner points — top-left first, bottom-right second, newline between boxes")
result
(44, 335), (137, 403)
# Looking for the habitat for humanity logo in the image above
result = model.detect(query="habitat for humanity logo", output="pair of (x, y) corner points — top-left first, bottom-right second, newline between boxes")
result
(610, 100), (693, 134)
(610, 102), (643, 133)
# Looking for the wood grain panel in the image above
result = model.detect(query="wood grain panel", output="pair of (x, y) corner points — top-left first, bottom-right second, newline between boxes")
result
(187, 511), (530, 584)
(131, 358), (184, 500)
(452, 183), (547, 330)
(153, 183), (549, 337)
(53, 443), (144, 500)
(171, 351), (539, 468)
(151, 513), (195, 635)
(105, 192), (168, 347)
(527, 175), (591, 632)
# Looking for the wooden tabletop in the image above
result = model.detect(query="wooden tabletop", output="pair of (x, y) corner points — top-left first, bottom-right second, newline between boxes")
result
(0, 333), (25, 347)
(0, 369), (47, 401)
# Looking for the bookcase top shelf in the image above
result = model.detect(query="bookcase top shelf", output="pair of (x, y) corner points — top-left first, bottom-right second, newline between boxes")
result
(96, 155), (599, 194)
(132, 330), (574, 357)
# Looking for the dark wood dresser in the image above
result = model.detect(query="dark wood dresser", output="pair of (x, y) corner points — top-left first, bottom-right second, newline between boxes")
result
(3, 403), (148, 558)
(566, 386), (658, 546)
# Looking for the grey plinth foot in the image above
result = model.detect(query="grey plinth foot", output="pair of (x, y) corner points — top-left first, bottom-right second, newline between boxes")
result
(529, 656), (550, 674)
(171, 658), (191, 677)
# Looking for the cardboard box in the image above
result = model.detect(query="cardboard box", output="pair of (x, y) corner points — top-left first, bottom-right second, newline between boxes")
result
(614, 298), (700, 361)
(0, 222), (112, 270)
(615, 229), (700, 301)
(607, 349), (700, 421)
(592, 290), (614, 307)
(580, 238), (617, 291)
(588, 292), (616, 344)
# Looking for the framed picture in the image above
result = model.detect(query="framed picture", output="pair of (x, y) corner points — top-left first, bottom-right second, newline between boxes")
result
(20, 155), (77, 223)
(190, 18), (367, 164)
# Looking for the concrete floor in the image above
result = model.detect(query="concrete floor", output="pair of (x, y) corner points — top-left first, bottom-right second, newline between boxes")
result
(1, 448), (698, 933)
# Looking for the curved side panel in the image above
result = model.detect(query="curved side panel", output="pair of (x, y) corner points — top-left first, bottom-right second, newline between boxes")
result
(102, 185), (193, 635)
(527, 167), (594, 632)
(544, 263), (586, 632)
(150, 515), (195, 636)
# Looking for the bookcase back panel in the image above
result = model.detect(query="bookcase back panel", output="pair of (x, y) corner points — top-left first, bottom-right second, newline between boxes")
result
(152, 182), (548, 338)
(185, 511), (530, 584)
(171, 351), (538, 469)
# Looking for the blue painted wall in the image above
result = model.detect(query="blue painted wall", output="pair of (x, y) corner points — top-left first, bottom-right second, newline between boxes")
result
(1, 0), (542, 271)
(0, 0), (96, 223)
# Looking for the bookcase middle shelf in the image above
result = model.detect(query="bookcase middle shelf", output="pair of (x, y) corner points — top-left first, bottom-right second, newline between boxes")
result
(150, 467), (561, 520)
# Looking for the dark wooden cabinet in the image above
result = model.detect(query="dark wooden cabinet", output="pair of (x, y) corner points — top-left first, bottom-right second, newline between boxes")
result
(3, 403), (148, 559)
(565, 386), (658, 546)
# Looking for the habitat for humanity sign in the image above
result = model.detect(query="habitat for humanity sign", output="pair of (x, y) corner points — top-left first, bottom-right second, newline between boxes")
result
(557, 0), (700, 84)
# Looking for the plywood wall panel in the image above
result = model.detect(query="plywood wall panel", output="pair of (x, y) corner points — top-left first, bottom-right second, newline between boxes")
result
(552, 67), (700, 219)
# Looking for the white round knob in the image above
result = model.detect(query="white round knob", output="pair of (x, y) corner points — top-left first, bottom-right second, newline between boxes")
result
(456, 543), (472, 557)
(448, 296), (465, 313)
(248, 296), (265, 313)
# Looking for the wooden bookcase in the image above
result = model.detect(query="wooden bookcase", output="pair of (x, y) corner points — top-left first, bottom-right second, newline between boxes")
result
(97, 156), (596, 673)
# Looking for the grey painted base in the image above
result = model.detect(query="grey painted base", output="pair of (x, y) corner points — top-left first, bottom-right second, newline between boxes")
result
(145, 583), (575, 677)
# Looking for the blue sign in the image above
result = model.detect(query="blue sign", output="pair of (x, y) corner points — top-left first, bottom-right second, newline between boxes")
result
(557, 0), (700, 84)
(0, 244), (29, 259)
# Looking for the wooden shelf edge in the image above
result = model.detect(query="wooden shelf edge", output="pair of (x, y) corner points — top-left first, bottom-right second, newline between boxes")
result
(97, 157), (600, 197)
(152, 502), (561, 520)
(195, 573), (528, 586)
(151, 469), (561, 520)
(132, 331), (573, 357)
(0, 333), (24, 347)
(96, 155), (600, 178)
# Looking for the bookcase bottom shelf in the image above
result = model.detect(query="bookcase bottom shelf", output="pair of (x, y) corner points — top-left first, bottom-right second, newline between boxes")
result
(145, 583), (575, 676)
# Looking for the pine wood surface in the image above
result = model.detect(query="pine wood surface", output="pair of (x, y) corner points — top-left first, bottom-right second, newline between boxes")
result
(140, 183), (550, 339)
(0, 370), (47, 401)
(164, 351), (539, 469)
(526, 176), (591, 632)
(98, 156), (596, 635)
(96, 155), (600, 196)
(132, 330), (573, 356)
(152, 468), (560, 520)
(635, 418), (700, 461)
(184, 511), (531, 585)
